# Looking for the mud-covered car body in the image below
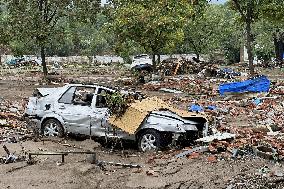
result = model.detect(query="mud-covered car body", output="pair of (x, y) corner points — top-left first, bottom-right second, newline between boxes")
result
(25, 84), (208, 151)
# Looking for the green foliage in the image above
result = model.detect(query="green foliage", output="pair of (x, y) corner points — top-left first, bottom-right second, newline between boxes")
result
(4, 0), (100, 75)
(253, 19), (275, 61)
(229, 0), (265, 22)
(109, 0), (207, 64)
(260, 0), (284, 23)
(6, 0), (100, 46)
(2, 0), (284, 66)
(105, 92), (131, 117)
(177, 4), (242, 63)
(0, 1), (9, 45)
(229, 0), (284, 63)
(46, 12), (115, 57)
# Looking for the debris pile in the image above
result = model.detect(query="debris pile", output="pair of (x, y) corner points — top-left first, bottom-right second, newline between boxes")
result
(157, 58), (226, 76)
(227, 168), (284, 189)
(0, 99), (31, 143)
(270, 81), (284, 95)
(143, 76), (218, 95)
(5, 57), (41, 68)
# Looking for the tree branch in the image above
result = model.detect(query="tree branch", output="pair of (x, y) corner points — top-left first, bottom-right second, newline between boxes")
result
(47, 7), (57, 24)
(232, 0), (246, 20)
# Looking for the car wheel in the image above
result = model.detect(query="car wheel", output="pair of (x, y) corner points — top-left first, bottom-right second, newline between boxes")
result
(138, 129), (161, 152)
(42, 119), (64, 138)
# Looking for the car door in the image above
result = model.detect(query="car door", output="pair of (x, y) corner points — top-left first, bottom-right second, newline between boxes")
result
(56, 86), (96, 135)
(89, 87), (112, 137)
(90, 87), (127, 138)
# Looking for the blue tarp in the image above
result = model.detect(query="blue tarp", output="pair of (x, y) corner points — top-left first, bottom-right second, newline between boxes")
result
(188, 104), (204, 112)
(219, 75), (270, 95)
(207, 105), (217, 111)
(222, 68), (234, 73)
(188, 104), (217, 112)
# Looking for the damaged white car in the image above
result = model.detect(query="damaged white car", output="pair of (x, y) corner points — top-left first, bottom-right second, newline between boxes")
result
(25, 84), (208, 152)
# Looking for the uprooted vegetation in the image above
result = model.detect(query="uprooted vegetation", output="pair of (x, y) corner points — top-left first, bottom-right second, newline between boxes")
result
(105, 92), (132, 117)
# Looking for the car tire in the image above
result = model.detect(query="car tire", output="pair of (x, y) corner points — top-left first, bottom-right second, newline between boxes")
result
(42, 119), (64, 138)
(138, 129), (161, 152)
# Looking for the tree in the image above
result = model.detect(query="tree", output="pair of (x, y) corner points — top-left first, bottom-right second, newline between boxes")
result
(230, 0), (265, 75)
(178, 4), (242, 63)
(6, 0), (100, 76)
(0, 1), (11, 63)
(260, 1), (284, 61)
(251, 16), (284, 65)
(109, 0), (207, 68)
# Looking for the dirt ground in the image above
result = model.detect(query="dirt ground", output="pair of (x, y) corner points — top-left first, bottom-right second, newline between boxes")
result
(1, 66), (284, 189)
(0, 139), (279, 189)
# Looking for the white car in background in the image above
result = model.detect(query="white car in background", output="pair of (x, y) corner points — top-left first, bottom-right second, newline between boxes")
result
(130, 54), (152, 68)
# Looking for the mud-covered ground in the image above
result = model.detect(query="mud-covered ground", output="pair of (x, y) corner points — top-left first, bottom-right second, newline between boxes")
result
(0, 139), (280, 189)
(1, 66), (284, 189)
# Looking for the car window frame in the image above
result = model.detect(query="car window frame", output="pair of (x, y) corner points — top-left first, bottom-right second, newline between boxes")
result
(58, 86), (96, 106)
(58, 86), (76, 104)
(94, 87), (114, 108)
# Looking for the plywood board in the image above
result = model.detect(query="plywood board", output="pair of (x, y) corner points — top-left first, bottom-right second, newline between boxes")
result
(109, 97), (207, 134)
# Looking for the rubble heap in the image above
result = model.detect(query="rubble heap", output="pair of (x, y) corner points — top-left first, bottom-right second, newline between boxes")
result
(0, 99), (31, 143)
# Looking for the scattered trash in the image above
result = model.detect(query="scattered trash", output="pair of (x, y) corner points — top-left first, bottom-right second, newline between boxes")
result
(253, 145), (278, 160)
(2, 58), (284, 189)
(175, 146), (209, 158)
(188, 104), (204, 112)
(97, 160), (141, 168)
(146, 169), (159, 177)
(196, 132), (236, 143)
(272, 169), (284, 177)
(217, 68), (241, 79)
(258, 165), (270, 174)
(0, 145), (24, 164)
(252, 98), (262, 106)
(159, 88), (183, 94)
(0, 119), (7, 126)
(207, 105), (217, 111)
(207, 155), (217, 163)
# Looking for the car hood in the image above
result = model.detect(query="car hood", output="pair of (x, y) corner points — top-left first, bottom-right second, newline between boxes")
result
(150, 111), (200, 125)
(37, 88), (59, 97)
(35, 85), (68, 98)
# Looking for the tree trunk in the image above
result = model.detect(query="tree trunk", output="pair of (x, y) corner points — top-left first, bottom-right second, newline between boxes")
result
(274, 37), (280, 61)
(246, 20), (254, 75)
(152, 53), (156, 70)
(274, 37), (284, 61)
(157, 54), (161, 65)
(273, 30), (284, 62)
(196, 53), (200, 60)
(279, 40), (284, 61)
(188, 38), (200, 61)
(41, 45), (48, 76)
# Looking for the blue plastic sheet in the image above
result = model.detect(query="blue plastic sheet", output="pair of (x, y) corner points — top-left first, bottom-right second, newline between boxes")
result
(189, 104), (204, 112)
(252, 98), (262, 105)
(189, 104), (217, 112)
(207, 105), (217, 111)
(219, 76), (270, 95)
(222, 68), (233, 73)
